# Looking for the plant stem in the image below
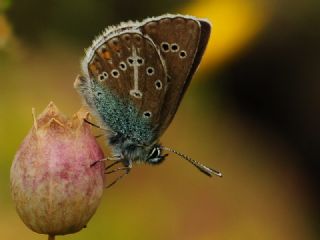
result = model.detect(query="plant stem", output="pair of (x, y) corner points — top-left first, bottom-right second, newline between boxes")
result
(48, 235), (55, 240)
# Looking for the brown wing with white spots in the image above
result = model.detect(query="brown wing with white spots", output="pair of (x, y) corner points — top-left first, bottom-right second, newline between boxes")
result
(86, 31), (168, 127)
(139, 15), (211, 136)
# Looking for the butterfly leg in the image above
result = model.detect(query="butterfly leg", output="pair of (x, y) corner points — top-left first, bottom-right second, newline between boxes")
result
(83, 118), (116, 135)
(83, 119), (110, 138)
(104, 157), (123, 170)
(90, 155), (123, 167)
(83, 118), (106, 130)
(105, 159), (132, 188)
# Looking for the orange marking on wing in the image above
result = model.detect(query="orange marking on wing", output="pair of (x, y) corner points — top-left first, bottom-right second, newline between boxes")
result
(103, 51), (111, 60)
(89, 63), (98, 74)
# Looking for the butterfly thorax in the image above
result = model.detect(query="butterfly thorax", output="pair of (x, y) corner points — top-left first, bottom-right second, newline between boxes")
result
(109, 133), (167, 165)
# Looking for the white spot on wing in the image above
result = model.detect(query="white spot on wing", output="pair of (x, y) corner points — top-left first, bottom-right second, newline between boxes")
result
(111, 69), (120, 78)
(146, 67), (155, 76)
(143, 111), (152, 118)
(98, 71), (108, 82)
(119, 61), (127, 71)
(155, 80), (162, 90)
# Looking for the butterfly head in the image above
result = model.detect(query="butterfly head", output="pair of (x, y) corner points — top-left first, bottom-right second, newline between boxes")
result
(109, 134), (167, 164)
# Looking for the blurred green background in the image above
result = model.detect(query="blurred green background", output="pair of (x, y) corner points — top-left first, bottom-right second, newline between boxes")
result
(1, 0), (320, 239)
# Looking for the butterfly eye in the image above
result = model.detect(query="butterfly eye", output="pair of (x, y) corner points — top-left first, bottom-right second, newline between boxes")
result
(148, 147), (160, 159)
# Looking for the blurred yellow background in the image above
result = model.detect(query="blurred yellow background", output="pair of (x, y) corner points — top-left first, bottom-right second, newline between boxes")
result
(1, 0), (319, 239)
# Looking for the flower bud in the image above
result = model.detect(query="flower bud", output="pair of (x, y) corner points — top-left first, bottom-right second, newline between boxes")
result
(10, 102), (105, 237)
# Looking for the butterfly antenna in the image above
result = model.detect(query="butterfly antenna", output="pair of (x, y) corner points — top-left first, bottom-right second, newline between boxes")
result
(161, 147), (222, 177)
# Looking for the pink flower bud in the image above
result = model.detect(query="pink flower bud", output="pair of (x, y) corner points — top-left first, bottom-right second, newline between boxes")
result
(10, 102), (105, 237)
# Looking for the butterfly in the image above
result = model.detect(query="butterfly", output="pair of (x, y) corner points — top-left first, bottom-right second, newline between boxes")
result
(74, 14), (222, 187)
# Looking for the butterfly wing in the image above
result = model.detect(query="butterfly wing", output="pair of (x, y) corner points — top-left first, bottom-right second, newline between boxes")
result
(76, 28), (168, 144)
(138, 14), (211, 136)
